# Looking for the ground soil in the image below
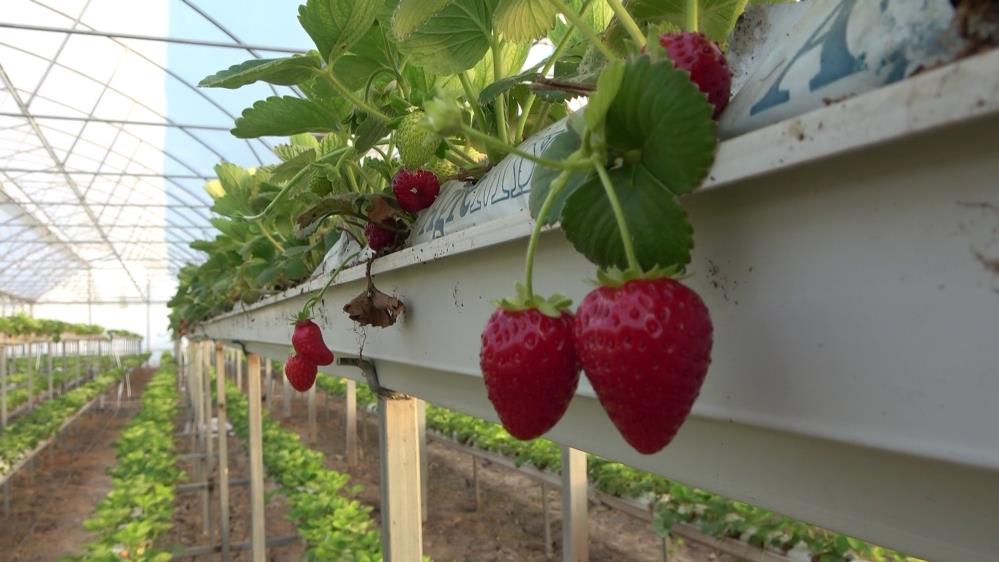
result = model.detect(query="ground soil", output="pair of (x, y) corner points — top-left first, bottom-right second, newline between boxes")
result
(267, 381), (732, 562)
(0, 367), (153, 561)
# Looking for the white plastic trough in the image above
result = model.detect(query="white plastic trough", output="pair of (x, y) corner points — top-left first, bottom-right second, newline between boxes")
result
(194, 49), (999, 562)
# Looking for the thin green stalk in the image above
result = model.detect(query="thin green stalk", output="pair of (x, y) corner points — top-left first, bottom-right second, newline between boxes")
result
(592, 156), (639, 271)
(319, 69), (390, 122)
(458, 72), (489, 133)
(302, 250), (362, 316)
(524, 170), (571, 299)
(548, 0), (618, 61)
(345, 164), (360, 193)
(514, 10), (581, 140)
(240, 147), (351, 220)
(259, 223), (286, 253)
(446, 144), (480, 167)
(606, 0), (647, 49)
(491, 36), (510, 144)
(460, 124), (589, 171)
(527, 101), (553, 139)
(686, 0), (699, 32)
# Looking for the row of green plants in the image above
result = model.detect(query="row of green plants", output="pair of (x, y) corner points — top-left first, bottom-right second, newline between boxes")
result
(0, 355), (146, 479)
(0, 314), (107, 339)
(67, 357), (182, 562)
(2, 356), (124, 420)
(223, 376), (384, 561)
(315, 375), (920, 562)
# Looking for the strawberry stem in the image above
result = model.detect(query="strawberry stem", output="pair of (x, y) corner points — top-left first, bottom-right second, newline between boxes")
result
(491, 35), (511, 145)
(592, 156), (640, 272)
(300, 250), (363, 318)
(459, 124), (590, 172)
(686, 0), (699, 33)
(524, 169), (572, 300)
(318, 68), (391, 123)
(549, 0), (619, 61)
(605, 0), (647, 50)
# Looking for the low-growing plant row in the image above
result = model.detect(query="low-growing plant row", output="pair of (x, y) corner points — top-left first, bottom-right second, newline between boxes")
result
(0, 354), (146, 479)
(223, 376), (384, 561)
(2, 356), (115, 417)
(67, 356), (182, 562)
(315, 375), (918, 562)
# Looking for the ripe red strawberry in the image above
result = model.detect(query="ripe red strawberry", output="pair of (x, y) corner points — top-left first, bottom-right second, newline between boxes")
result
(292, 319), (334, 366)
(284, 354), (318, 392)
(392, 169), (441, 213)
(480, 308), (580, 440)
(364, 219), (407, 254)
(574, 278), (712, 454)
(659, 32), (731, 118)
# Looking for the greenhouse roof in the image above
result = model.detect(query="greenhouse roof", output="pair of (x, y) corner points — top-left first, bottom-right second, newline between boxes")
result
(0, 0), (310, 304)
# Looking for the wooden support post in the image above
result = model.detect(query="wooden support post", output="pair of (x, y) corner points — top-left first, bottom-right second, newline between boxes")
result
(282, 367), (291, 419)
(246, 353), (266, 562)
(26, 343), (33, 410)
(561, 447), (588, 562)
(345, 379), (358, 468)
(235, 350), (243, 391)
(266, 360), (274, 409)
(215, 342), (231, 561)
(472, 455), (481, 511)
(308, 384), (317, 442)
(542, 483), (554, 559)
(46, 341), (53, 400)
(378, 395), (424, 561)
(1, 343), (7, 429)
(75, 340), (81, 387)
(417, 399), (429, 522)
(202, 342), (214, 543)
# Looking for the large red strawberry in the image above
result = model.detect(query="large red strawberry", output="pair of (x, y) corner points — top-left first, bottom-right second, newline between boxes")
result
(364, 219), (407, 254)
(292, 319), (334, 366)
(392, 169), (440, 213)
(284, 354), (318, 392)
(480, 308), (580, 440)
(574, 278), (712, 454)
(659, 32), (731, 118)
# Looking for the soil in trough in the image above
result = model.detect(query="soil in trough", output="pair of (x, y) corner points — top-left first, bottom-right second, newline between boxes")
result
(270, 380), (732, 562)
(0, 367), (154, 562)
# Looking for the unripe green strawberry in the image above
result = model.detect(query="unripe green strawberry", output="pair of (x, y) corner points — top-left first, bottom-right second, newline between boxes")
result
(397, 111), (441, 169)
(427, 158), (457, 181)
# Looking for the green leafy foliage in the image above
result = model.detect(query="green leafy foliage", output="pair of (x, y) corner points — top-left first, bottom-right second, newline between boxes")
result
(298, 0), (382, 63)
(198, 53), (324, 88)
(494, 0), (558, 42)
(232, 96), (347, 138)
(0, 314), (105, 339)
(397, 0), (500, 75)
(67, 358), (181, 562)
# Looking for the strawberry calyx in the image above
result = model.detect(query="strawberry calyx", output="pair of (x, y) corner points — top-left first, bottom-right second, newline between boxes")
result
(493, 282), (572, 318)
(595, 265), (685, 288)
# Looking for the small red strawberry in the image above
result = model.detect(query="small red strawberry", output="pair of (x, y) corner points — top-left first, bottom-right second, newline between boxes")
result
(659, 32), (731, 118)
(364, 219), (407, 254)
(292, 318), (334, 366)
(284, 354), (318, 392)
(392, 169), (441, 212)
(480, 307), (580, 440)
(575, 277), (712, 454)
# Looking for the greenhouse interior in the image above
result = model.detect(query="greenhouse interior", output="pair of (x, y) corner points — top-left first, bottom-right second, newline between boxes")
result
(1, 0), (997, 561)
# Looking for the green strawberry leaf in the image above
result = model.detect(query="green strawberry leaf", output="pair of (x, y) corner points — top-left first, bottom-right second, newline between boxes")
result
(392, 0), (452, 40)
(561, 164), (693, 271)
(297, 0), (382, 63)
(198, 52), (323, 89)
(398, 0), (499, 75)
(331, 21), (399, 91)
(626, 0), (749, 44)
(478, 62), (543, 105)
(584, 59), (625, 133)
(529, 128), (588, 226)
(269, 150), (316, 184)
(604, 56), (716, 195)
(494, 0), (557, 42)
(232, 97), (346, 139)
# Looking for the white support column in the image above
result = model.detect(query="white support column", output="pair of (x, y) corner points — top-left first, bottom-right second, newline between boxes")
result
(215, 342), (231, 561)
(345, 378), (358, 468)
(246, 353), (266, 562)
(378, 394), (424, 561)
(561, 447), (588, 562)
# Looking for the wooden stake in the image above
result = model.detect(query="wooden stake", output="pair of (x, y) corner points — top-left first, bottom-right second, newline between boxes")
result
(236, 349), (243, 391)
(378, 395), (423, 561)
(1, 344), (7, 429)
(542, 483), (553, 559)
(561, 447), (588, 562)
(472, 455), (481, 511)
(417, 399), (428, 522)
(345, 378), (358, 468)
(282, 366), (291, 419)
(308, 384), (317, 442)
(215, 343), (231, 561)
(202, 342), (214, 542)
(246, 353), (266, 562)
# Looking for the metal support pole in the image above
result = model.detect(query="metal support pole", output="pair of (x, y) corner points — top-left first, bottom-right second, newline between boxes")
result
(345, 378), (358, 468)
(246, 353), (266, 562)
(215, 342), (231, 561)
(561, 447), (589, 562)
(378, 394), (424, 561)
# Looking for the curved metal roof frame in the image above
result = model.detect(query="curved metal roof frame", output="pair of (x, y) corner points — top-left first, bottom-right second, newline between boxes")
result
(0, 0), (306, 304)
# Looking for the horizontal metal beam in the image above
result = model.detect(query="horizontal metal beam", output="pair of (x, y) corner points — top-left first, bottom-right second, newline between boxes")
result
(0, 111), (231, 131)
(0, 22), (304, 53)
(0, 167), (213, 180)
(0, 200), (212, 209)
